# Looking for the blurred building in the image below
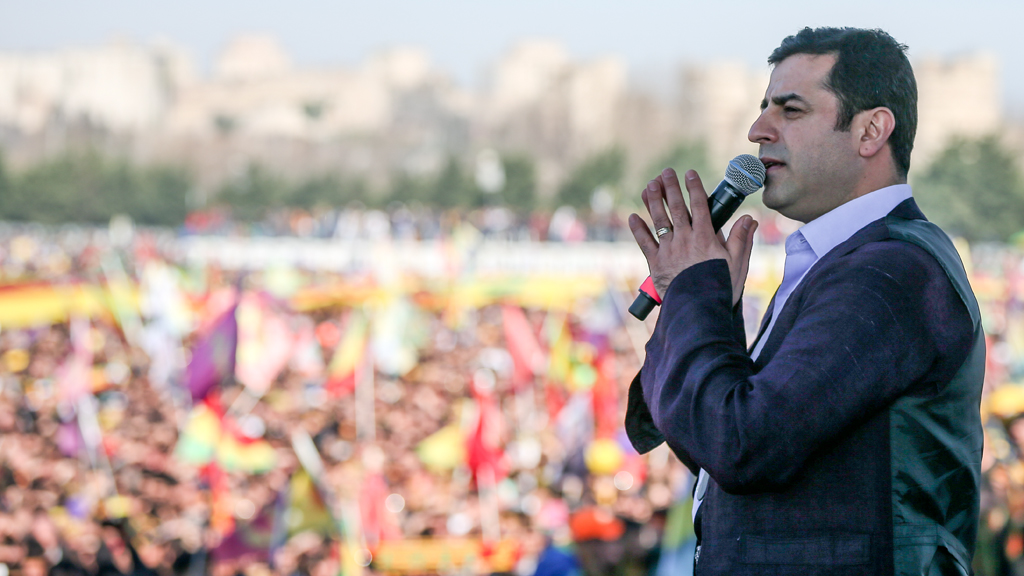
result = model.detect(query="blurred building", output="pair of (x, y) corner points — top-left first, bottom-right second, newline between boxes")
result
(0, 40), (192, 134)
(914, 52), (1001, 165)
(676, 61), (769, 168)
(670, 53), (1002, 171)
(0, 36), (1008, 195)
(482, 40), (627, 193)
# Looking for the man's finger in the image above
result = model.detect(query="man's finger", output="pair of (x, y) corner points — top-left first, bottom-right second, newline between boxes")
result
(737, 220), (758, 297)
(645, 178), (674, 234)
(628, 213), (660, 261)
(683, 170), (714, 234)
(725, 216), (757, 265)
(660, 168), (691, 230)
(659, 169), (691, 234)
(726, 216), (757, 305)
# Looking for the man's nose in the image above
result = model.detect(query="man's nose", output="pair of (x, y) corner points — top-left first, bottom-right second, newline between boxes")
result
(748, 111), (775, 144)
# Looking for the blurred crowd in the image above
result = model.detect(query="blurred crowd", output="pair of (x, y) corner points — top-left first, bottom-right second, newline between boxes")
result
(0, 217), (1021, 576)
(179, 204), (795, 246)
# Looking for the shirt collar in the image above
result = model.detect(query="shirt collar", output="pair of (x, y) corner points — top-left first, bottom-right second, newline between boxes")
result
(793, 184), (913, 259)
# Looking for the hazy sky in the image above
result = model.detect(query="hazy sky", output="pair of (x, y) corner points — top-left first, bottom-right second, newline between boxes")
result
(1, 0), (1021, 113)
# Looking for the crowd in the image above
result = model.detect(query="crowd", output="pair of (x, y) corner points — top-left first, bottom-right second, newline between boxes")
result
(183, 204), (660, 244)
(0, 216), (1021, 575)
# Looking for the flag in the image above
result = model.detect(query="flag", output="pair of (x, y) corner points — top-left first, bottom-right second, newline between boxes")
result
(203, 462), (235, 536)
(372, 296), (426, 377)
(591, 350), (619, 438)
(554, 392), (594, 469)
(290, 319), (325, 378)
(57, 317), (93, 403)
(465, 385), (506, 485)
(284, 469), (337, 536)
(235, 293), (294, 395)
(186, 304), (238, 402)
(211, 502), (275, 564)
(544, 314), (572, 387)
(502, 305), (544, 389)
(325, 311), (368, 397)
(360, 471), (400, 549)
(416, 425), (466, 473)
(542, 314), (572, 419)
(174, 397), (277, 473)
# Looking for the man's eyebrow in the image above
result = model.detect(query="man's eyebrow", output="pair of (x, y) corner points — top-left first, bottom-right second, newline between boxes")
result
(761, 93), (810, 111)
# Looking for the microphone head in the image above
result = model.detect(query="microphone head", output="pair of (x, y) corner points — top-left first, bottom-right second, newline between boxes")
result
(724, 154), (766, 196)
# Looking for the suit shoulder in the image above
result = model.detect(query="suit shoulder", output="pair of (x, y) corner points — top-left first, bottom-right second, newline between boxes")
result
(825, 237), (947, 284)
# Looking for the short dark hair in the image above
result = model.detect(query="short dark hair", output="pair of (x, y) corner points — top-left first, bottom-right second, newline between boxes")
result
(768, 27), (917, 177)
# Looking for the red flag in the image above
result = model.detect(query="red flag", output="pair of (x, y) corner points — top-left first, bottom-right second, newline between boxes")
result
(202, 460), (235, 536)
(591, 351), (619, 438)
(360, 471), (401, 549)
(465, 384), (506, 485)
(501, 306), (544, 390)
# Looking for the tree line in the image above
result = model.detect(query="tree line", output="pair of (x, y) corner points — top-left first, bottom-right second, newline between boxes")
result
(0, 136), (1022, 242)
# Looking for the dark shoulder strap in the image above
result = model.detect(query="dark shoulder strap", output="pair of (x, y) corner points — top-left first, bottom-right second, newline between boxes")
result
(883, 216), (981, 326)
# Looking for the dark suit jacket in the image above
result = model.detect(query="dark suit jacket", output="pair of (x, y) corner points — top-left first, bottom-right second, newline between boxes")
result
(626, 199), (983, 575)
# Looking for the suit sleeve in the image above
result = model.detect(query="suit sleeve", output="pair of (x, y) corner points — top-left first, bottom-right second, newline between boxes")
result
(624, 286), (747, 476)
(636, 249), (970, 494)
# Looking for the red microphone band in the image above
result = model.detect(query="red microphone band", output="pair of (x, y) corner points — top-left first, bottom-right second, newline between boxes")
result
(639, 276), (661, 304)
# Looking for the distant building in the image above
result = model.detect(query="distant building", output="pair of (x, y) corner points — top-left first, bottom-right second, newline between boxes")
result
(676, 61), (769, 169)
(914, 52), (1001, 165)
(215, 35), (291, 82)
(0, 36), (1007, 193)
(482, 40), (626, 193)
(0, 41), (191, 134)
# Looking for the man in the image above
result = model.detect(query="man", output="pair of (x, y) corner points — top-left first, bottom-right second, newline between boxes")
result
(625, 27), (984, 575)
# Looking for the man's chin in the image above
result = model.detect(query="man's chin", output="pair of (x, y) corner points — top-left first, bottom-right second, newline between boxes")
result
(761, 185), (784, 210)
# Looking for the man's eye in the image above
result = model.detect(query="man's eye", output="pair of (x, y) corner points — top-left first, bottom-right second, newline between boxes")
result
(784, 107), (802, 114)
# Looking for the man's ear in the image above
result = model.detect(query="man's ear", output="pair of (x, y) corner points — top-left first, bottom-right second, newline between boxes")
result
(855, 107), (896, 159)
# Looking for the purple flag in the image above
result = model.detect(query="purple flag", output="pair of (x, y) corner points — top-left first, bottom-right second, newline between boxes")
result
(186, 304), (238, 401)
(212, 502), (274, 564)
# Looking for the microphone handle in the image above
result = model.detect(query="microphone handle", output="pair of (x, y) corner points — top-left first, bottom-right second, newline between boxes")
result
(628, 182), (746, 320)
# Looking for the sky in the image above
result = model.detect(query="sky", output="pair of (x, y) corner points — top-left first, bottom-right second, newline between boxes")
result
(0, 0), (1021, 113)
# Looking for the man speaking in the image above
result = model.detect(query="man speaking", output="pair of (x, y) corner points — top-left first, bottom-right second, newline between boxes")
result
(625, 27), (984, 575)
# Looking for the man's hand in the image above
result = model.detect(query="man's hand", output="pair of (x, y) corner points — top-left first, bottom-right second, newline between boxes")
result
(628, 168), (758, 306)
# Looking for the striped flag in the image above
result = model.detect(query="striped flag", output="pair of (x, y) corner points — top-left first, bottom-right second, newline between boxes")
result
(325, 311), (368, 397)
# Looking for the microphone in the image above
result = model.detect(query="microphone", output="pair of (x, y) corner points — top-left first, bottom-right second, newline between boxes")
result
(628, 154), (766, 320)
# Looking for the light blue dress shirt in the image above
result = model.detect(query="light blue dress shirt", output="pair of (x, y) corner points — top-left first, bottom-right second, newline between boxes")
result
(750, 184), (914, 360)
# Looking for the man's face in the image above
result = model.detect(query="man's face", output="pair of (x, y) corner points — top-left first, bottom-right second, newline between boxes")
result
(748, 53), (862, 223)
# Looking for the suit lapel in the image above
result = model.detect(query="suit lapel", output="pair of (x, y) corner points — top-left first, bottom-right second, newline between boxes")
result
(748, 288), (778, 355)
(748, 197), (928, 364)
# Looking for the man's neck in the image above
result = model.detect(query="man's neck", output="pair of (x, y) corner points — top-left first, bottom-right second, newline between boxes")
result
(850, 161), (905, 201)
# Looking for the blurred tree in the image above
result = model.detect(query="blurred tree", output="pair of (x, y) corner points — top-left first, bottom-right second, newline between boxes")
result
(430, 157), (480, 208)
(1, 151), (190, 226)
(557, 147), (626, 209)
(5, 151), (113, 223)
(217, 164), (290, 221)
(290, 175), (360, 209)
(500, 153), (537, 212)
(213, 114), (238, 136)
(626, 141), (718, 211)
(387, 172), (431, 207)
(120, 164), (191, 226)
(0, 152), (8, 210)
(646, 141), (714, 185)
(914, 135), (1024, 242)
(301, 101), (327, 121)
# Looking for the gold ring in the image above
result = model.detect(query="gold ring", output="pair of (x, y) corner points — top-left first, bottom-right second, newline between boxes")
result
(655, 227), (672, 238)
